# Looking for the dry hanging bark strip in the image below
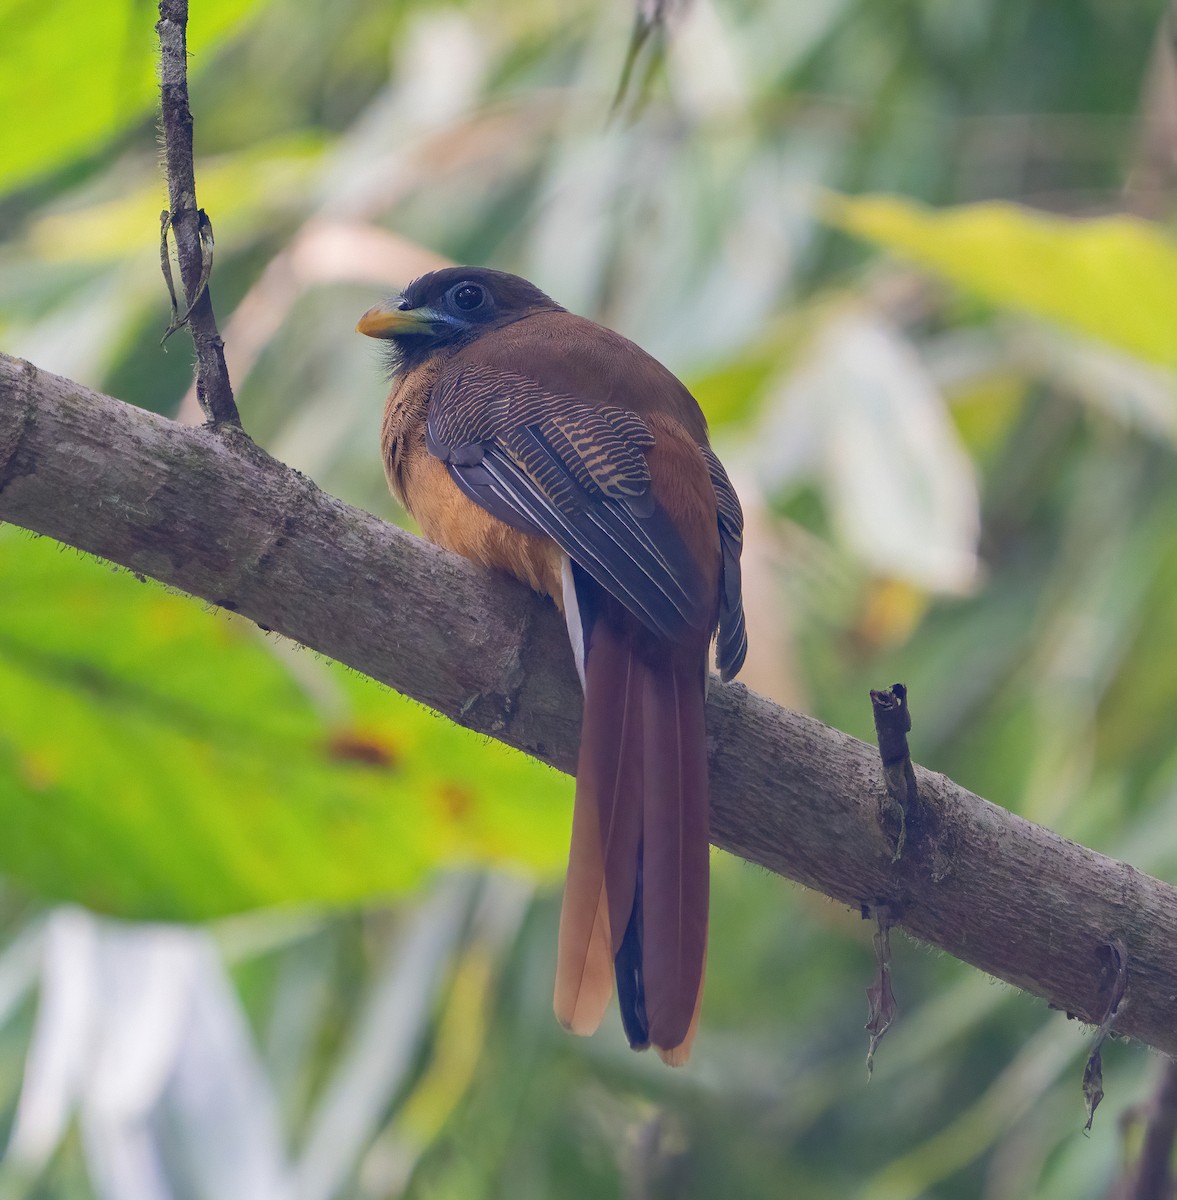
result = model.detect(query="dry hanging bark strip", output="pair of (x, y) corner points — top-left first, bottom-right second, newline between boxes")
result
(159, 209), (215, 343)
(1085, 937), (1129, 1132)
(864, 906), (897, 1078)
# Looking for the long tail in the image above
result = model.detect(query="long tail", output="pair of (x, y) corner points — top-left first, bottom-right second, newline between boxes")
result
(553, 614), (710, 1065)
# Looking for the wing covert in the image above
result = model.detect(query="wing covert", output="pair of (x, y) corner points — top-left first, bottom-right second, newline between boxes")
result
(428, 364), (709, 641)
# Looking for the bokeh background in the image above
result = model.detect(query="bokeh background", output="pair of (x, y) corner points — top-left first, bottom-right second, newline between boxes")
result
(2, 0), (1177, 1196)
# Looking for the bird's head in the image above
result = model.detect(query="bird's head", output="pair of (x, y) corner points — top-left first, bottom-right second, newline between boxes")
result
(356, 267), (562, 370)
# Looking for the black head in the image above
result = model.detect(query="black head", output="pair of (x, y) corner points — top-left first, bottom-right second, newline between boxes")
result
(356, 267), (563, 370)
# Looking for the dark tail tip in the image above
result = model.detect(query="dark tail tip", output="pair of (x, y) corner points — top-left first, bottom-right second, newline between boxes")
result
(615, 869), (650, 1049)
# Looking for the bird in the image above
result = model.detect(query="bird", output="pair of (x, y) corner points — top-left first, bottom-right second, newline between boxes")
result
(357, 267), (746, 1064)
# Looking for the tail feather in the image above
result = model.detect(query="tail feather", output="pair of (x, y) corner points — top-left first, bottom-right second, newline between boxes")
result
(554, 621), (644, 1036)
(655, 947), (705, 1066)
(553, 807), (614, 1034)
(554, 601), (710, 1063)
(641, 655), (710, 1055)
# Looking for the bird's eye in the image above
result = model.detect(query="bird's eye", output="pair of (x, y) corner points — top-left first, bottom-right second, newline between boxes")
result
(450, 283), (486, 312)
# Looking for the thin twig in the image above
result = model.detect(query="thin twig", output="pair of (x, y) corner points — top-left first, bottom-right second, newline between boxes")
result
(1108, 1058), (1177, 1199)
(1124, 0), (1177, 219)
(1128, 1058), (1177, 1199)
(609, 0), (689, 119)
(155, 0), (241, 428)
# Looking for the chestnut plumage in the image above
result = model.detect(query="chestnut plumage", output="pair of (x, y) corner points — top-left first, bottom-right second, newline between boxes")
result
(359, 267), (746, 1063)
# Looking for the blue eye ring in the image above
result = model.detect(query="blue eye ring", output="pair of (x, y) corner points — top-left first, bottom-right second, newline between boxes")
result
(449, 282), (486, 312)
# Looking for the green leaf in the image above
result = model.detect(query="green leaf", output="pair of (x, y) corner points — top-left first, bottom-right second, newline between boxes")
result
(0, 0), (263, 195)
(0, 528), (570, 920)
(826, 195), (1177, 369)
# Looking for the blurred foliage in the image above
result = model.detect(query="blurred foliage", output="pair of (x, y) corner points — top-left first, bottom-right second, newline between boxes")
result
(0, 530), (568, 919)
(0, 0), (264, 195)
(2, 0), (1177, 1198)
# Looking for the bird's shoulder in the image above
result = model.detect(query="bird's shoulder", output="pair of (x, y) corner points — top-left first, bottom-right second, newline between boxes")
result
(438, 310), (708, 444)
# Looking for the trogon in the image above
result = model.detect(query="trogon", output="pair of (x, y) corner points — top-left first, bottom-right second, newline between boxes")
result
(358, 267), (746, 1064)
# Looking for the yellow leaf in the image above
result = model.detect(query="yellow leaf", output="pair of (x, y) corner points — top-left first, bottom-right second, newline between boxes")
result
(826, 195), (1177, 369)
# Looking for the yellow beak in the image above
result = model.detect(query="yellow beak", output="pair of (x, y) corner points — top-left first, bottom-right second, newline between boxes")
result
(355, 301), (437, 339)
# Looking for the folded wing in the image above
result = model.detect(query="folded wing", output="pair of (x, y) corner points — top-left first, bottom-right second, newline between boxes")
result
(427, 363), (713, 642)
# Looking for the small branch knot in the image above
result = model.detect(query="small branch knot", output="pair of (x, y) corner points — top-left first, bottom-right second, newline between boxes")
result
(870, 683), (920, 860)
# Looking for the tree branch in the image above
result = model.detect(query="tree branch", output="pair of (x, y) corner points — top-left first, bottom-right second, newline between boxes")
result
(3, 350), (1177, 1057)
(156, 0), (240, 427)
